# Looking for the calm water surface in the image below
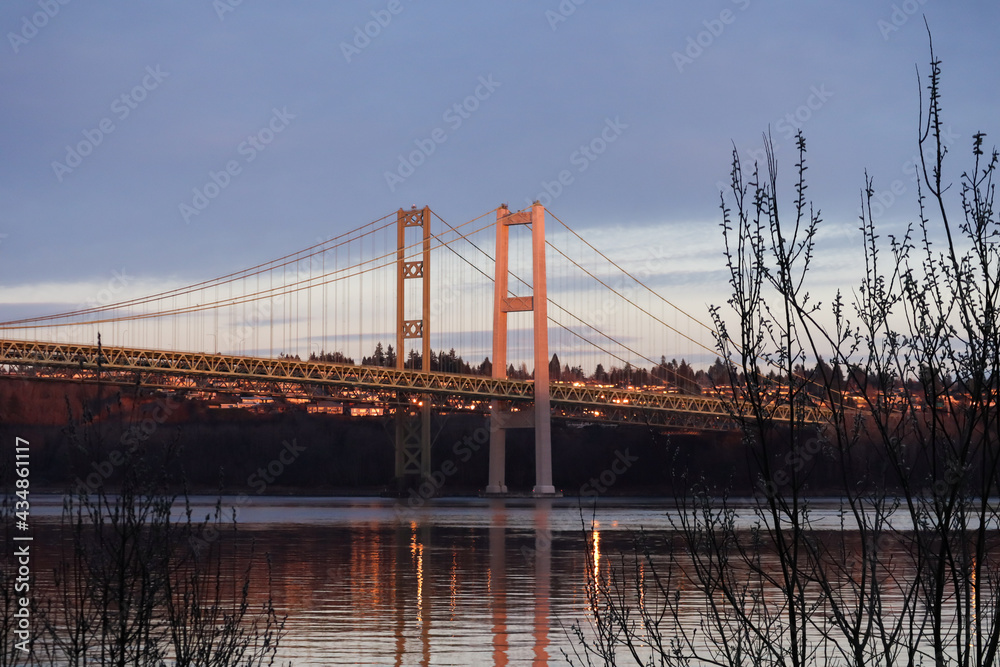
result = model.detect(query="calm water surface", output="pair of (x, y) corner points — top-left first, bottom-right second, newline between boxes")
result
(211, 496), (653, 666)
(30, 496), (903, 666)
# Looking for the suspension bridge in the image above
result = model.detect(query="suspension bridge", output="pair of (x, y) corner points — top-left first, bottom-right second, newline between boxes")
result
(0, 203), (823, 495)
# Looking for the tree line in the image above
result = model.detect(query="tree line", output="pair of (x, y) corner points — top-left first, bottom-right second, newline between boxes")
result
(293, 342), (727, 393)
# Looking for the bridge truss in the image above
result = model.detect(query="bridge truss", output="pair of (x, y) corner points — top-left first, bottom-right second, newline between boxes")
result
(0, 339), (830, 430)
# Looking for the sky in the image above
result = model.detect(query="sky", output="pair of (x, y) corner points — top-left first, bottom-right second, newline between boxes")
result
(1, 1), (998, 361)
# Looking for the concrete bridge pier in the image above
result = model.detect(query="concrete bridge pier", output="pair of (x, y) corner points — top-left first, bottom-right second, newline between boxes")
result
(486, 202), (558, 497)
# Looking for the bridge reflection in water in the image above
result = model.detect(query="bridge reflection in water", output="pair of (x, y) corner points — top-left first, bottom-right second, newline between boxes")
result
(213, 498), (605, 666)
(28, 497), (912, 664)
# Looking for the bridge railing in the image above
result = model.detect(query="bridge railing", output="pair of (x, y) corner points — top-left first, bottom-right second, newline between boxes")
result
(0, 338), (831, 429)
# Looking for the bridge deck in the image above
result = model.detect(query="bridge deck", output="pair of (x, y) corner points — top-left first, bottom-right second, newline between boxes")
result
(0, 339), (829, 430)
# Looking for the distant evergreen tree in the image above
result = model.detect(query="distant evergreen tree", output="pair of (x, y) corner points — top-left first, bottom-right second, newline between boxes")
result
(676, 359), (700, 394)
(593, 363), (609, 383)
(309, 350), (354, 364)
(549, 353), (562, 381)
(707, 357), (728, 385)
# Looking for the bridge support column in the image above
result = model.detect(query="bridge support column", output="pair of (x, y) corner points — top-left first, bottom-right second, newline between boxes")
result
(530, 203), (555, 496)
(395, 206), (432, 488)
(486, 399), (508, 494)
(487, 202), (558, 497)
(486, 203), (511, 495)
(394, 402), (431, 481)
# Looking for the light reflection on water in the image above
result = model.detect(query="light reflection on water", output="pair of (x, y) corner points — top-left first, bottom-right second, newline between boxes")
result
(174, 496), (655, 666)
(27, 496), (928, 666)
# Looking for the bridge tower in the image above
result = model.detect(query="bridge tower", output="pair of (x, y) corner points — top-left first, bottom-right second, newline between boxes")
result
(395, 206), (432, 485)
(486, 202), (557, 496)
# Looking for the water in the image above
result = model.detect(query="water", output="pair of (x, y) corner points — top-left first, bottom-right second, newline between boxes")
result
(186, 496), (661, 666)
(23, 495), (986, 666)
(26, 496), (680, 665)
